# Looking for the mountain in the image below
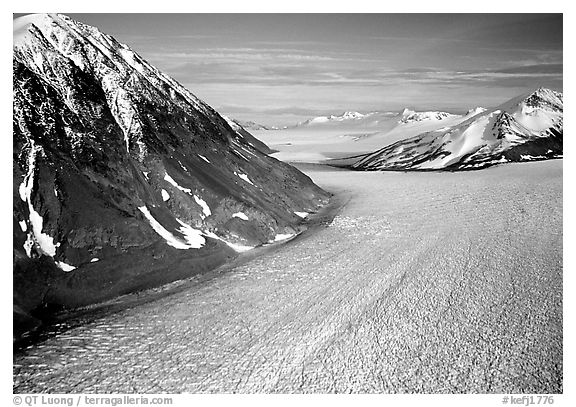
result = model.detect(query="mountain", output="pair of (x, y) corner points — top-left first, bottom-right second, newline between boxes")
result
(253, 107), (482, 165)
(352, 88), (563, 171)
(228, 118), (279, 131)
(13, 14), (330, 339)
(221, 116), (274, 154)
(290, 111), (394, 127)
(288, 108), (465, 129)
(464, 107), (487, 118)
(399, 108), (457, 123)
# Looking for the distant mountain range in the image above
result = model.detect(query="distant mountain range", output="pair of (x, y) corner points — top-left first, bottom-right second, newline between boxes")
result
(13, 13), (329, 339)
(399, 108), (457, 123)
(229, 108), (490, 131)
(289, 111), (393, 127)
(275, 109), (474, 129)
(253, 92), (562, 170)
(353, 88), (563, 171)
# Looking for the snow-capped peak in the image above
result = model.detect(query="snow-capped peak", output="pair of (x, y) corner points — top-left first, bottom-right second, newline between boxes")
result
(338, 111), (365, 120)
(399, 108), (456, 123)
(318, 111), (367, 122)
(13, 13), (58, 46)
(522, 87), (563, 111)
(464, 107), (487, 118)
(497, 88), (563, 113)
(14, 13), (216, 154)
(295, 111), (373, 126)
(400, 108), (415, 117)
(354, 88), (563, 172)
(495, 87), (563, 133)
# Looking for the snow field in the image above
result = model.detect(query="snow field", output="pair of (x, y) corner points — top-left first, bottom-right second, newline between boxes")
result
(14, 161), (562, 393)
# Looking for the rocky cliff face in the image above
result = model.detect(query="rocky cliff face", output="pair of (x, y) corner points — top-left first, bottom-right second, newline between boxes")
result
(13, 14), (329, 339)
(353, 88), (563, 171)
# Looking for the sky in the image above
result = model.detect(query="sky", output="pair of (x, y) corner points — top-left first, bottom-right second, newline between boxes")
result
(18, 13), (563, 126)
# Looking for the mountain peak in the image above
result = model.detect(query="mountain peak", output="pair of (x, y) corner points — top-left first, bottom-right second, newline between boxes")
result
(354, 89), (563, 172)
(13, 13), (329, 333)
(340, 111), (365, 119)
(13, 11), (220, 153)
(14, 14), (68, 46)
(525, 87), (563, 110)
(399, 109), (455, 123)
(465, 107), (487, 117)
(495, 87), (563, 119)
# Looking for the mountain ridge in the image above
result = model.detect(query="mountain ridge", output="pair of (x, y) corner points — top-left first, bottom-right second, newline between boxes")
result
(285, 108), (468, 129)
(352, 88), (562, 171)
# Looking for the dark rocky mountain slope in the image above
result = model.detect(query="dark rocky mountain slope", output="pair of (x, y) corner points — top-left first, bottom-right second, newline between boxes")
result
(13, 14), (329, 340)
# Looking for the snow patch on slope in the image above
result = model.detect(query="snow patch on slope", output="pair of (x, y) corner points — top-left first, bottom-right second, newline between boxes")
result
(273, 233), (296, 242)
(203, 230), (254, 253)
(164, 172), (192, 194)
(19, 141), (58, 257)
(234, 171), (255, 186)
(222, 115), (241, 132)
(193, 195), (211, 219)
(175, 219), (206, 248)
(138, 206), (204, 249)
(56, 261), (76, 272)
(232, 212), (249, 221)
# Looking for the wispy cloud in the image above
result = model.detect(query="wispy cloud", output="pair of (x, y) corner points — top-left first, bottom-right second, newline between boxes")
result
(149, 51), (338, 62)
(105, 14), (562, 124)
(125, 34), (222, 41)
(494, 64), (563, 74)
(163, 58), (562, 89)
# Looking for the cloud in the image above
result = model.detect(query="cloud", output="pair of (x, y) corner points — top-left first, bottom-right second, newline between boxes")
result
(137, 39), (561, 124)
(169, 62), (562, 89)
(216, 104), (344, 117)
(125, 34), (221, 42)
(494, 64), (563, 74)
(146, 49), (338, 63)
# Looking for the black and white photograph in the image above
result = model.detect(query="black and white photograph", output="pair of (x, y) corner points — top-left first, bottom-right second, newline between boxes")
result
(10, 4), (569, 401)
